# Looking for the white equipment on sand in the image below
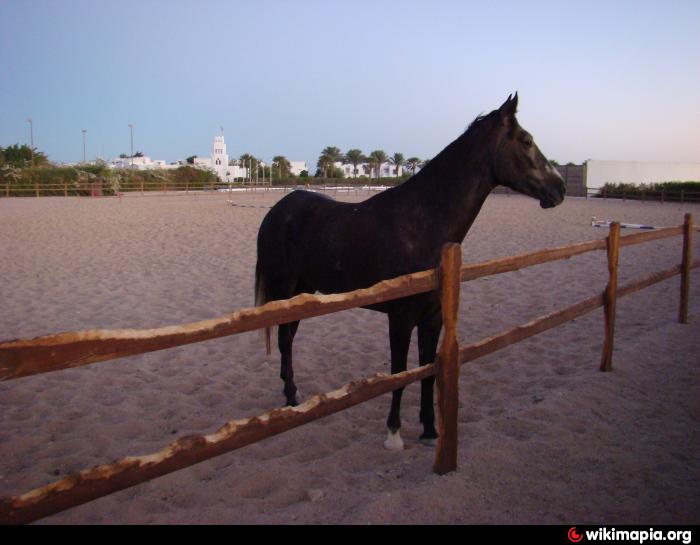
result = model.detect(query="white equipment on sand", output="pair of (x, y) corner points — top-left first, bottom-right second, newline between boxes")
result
(591, 217), (658, 230)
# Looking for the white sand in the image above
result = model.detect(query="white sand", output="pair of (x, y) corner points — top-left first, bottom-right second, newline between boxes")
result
(0, 191), (698, 524)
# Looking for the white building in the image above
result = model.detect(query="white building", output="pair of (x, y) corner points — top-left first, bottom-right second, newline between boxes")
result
(288, 161), (308, 176)
(585, 160), (700, 189)
(109, 155), (180, 170)
(335, 161), (404, 178)
(192, 134), (308, 182)
(193, 135), (248, 182)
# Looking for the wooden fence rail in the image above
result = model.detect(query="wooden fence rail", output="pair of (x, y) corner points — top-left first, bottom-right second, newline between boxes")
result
(0, 216), (696, 524)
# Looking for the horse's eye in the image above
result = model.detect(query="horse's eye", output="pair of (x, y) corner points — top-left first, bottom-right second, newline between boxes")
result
(522, 136), (533, 147)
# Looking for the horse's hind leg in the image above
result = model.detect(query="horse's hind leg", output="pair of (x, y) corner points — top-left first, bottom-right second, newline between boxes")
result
(418, 308), (442, 445)
(384, 312), (414, 451)
(279, 320), (300, 406)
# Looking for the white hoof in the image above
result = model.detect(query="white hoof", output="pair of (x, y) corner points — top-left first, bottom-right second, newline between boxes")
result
(383, 430), (404, 451)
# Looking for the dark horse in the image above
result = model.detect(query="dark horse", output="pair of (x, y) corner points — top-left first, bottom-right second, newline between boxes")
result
(255, 94), (565, 450)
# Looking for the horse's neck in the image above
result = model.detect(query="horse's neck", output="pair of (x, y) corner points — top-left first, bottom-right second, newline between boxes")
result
(399, 150), (495, 245)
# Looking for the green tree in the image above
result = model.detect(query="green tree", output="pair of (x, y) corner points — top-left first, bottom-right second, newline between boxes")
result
(406, 157), (421, 175)
(389, 152), (405, 176)
(368, 150), (388, 181)
(344, 149), (365, 178)
(272, 155), (292, 179)
(186, 155), (197, 164)
(239, 153), (259, 181)
(0, 144), (48, 167)
(317, 146), (343, 178)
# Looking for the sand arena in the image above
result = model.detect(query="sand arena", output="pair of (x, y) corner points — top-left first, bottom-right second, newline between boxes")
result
(0, 190), (698, 524)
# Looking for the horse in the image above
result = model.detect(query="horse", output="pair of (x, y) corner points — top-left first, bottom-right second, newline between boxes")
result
(254, 94), (565, 450)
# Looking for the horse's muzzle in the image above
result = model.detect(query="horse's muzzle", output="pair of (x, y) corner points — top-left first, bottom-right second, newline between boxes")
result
(539, 182), (566, 209)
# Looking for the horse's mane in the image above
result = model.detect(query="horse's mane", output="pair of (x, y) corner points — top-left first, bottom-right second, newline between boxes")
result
(465, 109), (499, 134)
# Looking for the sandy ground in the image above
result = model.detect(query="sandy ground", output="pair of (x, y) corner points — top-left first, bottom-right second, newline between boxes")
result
(0, 190), (698, 525)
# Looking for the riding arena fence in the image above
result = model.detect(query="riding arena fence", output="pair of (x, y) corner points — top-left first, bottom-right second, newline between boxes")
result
(0, 214), (697, 524)
(4, 178), (700, 203)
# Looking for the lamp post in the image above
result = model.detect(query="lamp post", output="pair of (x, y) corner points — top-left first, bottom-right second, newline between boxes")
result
(82, 129), (87, 163)
(27, 118), (33, 165)
(128, 124), (134, 168)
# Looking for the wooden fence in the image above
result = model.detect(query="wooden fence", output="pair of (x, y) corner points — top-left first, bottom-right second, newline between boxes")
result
(0, 215), (697, 524)
(2, 181), (223, 198)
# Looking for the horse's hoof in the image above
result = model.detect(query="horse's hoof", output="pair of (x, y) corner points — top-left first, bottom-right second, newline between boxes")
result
(419, 430), (438, 447)
(383, 429), (404, 451)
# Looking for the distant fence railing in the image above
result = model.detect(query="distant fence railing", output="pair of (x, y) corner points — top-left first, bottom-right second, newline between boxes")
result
(1, 181), (400, 198)
(2, 181), (224, 198)
(586, 186), (700, 203)
(0, 215), (697, 524)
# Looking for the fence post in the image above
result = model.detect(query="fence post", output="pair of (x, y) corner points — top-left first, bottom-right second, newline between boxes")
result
(600, 222), (620, 372)
(679, 213), (693, 324)
(433, 243), (462, 475)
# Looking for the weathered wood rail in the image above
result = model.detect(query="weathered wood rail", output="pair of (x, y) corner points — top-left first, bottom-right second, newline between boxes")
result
(0, 215), (696, 524)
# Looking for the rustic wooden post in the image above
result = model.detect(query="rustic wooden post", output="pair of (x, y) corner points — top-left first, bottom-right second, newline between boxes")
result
(600, 222), (620, 372)
(679, 213), (693, 324)
(434, 242), (462, 475)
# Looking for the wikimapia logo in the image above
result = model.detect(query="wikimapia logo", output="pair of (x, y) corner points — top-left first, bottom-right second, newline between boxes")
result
(567, 527), (693, 544)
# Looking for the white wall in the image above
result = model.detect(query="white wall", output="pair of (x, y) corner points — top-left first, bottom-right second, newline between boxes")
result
(333, 161), (403, 178)
(288, 161), (307, 176)
(585, 160), (700, 189)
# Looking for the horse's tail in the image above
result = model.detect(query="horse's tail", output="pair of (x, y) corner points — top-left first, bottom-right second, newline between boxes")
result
(255, 261), (273, 356)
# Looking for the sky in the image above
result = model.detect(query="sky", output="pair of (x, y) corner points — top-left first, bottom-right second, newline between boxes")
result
(1, 0), (699, 168)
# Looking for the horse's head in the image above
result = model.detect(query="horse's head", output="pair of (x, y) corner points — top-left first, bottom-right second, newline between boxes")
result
(491, 93), (565, 209)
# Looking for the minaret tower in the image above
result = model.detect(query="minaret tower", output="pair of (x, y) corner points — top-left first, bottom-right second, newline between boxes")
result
(212, 127), (228, 169)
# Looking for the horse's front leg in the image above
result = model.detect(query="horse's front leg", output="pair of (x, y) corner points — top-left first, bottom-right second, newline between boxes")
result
(418, 310), (442, 445)
(279, 321), (300, 406)
(384, 312), (414, 451)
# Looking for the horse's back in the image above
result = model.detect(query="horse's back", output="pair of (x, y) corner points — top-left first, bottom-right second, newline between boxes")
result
(257, 190), (341, 270)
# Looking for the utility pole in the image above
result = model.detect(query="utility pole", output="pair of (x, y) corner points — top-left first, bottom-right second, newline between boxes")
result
(128, 124), (134, 168)
(82, 129), (87, 163)
(27, 118), (34, 165)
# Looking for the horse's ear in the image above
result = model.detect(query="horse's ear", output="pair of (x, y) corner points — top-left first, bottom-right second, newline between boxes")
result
(498, 93), (518, 118)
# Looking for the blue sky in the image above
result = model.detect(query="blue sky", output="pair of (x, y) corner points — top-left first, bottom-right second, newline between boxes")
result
(1, 0), (699, 167)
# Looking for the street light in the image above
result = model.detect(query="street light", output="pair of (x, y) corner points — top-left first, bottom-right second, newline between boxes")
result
(27, 118), (33, 165)
(82, 129), (87, 163)
(128, 124), (134, 168)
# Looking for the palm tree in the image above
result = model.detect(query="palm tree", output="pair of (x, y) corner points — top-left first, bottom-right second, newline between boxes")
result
(317, 146), (343, 178)
(406, 157), (421, 175)
(389, 152), (405, 176)
(272, 155), (292, 179)
(368, 150), (388, 182)
(344, 149), (365, 178)
(239, 153), (258, 182)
